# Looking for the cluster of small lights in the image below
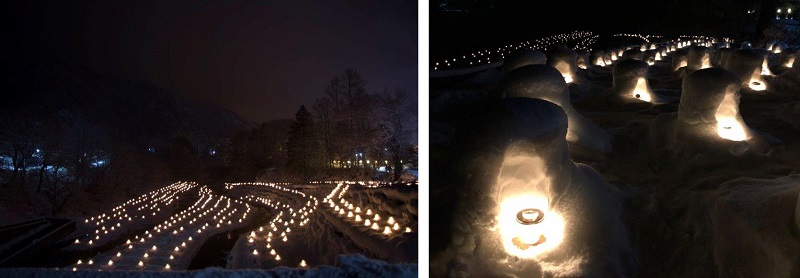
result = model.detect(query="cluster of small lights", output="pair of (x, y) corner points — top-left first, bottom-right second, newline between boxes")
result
(573, 35), (599, 52)
(310, 180), (417, 188)
(73, 185), (252, 271)
(592, 35), (722, 68)
(613, 33), (653, 43)
(323, 182), (413, 238)
(232, 183), (319, 268)
(72, 182), (197, 249)
(432, 31), (594, 70)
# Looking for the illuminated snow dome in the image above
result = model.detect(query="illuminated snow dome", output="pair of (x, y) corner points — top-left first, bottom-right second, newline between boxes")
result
(504, 65), (612, 153)
(712, 47), (735, 68)
(622, 49), (644, 61)
(433, 98), (635, 277)
(778, 48), (797, 69)
(685, 46), (712, 74)
(672, 48), (690, 71)
(769, 49), (800, 96)
(503, 49), (547, 73)
(546, 44), (579, 84)
(611, 59), (657, 103)
(723, 49), (768, 91)
(576, 50), (590, 70)
(591, 50), (607, 67)
(679, 68), (751, 142)
(648, 68), (776, 158)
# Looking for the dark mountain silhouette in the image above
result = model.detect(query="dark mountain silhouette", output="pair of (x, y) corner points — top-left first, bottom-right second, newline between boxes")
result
(3, 54), (255, 150)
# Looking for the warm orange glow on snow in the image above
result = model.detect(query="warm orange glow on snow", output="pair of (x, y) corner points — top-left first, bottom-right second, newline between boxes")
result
(563, 74), (573, 83)
(632, 78), (653, 102)
(749, 80), (766, 91)
(499, 195), (565, 258)
(715, 93), (748, 141)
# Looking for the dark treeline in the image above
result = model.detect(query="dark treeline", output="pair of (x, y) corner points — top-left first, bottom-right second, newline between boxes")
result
(0, 62), (416, 222)
(0, 56), (248, 222)
(232, 69), (418, 182)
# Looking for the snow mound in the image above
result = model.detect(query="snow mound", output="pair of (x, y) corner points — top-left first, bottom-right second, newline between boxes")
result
(648, 68), (775, 160)
(723, 49), (764, 88)
(611, 59), (658, 103)
(769, 49), (800, 96)
(433, 98), (635, 277)
(686, 46), (711, 74)
(503, 49), (547, 73)
(504, 65), (612, 153)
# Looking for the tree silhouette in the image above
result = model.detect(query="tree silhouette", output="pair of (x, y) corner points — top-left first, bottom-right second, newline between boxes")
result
(286, 105), (322, 180)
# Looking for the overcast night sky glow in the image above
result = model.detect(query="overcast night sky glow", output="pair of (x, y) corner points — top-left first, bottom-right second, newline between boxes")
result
(11, 0), (418, 123)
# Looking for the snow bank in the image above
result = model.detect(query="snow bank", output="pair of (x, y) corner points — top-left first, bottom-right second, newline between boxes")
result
(0, 254), (417, 277)
(503, 49), (547, 73)
(711, 175), (800, 277)
(770, 49), (800, 96)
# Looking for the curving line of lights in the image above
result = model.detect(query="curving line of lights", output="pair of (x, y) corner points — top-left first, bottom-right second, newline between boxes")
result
(432, 31), (595, 70)
(72, 182), (198, 249)
(73, 185), (253, 271)
(323, 182), (414, 238)
(231, 182), (319, 267)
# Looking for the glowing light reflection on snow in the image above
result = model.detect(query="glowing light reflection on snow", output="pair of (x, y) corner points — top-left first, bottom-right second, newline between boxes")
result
(715, 93), (748, 141)
(563, 74), (573, 83)
(748, 80), (766, 91)
(499, 195), (564, 259)
(632, 78), (653, 102)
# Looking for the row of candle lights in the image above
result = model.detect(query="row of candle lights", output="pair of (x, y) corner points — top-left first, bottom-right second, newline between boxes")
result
(432, 31), (594, 70)
(323, 182), (413, 238)
(73, 182), (198, 249)
(231, 182), (320, 268)
(73, 185), (252, 271)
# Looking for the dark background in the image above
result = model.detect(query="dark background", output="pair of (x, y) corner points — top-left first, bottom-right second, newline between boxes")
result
(6, 0), (418, 123)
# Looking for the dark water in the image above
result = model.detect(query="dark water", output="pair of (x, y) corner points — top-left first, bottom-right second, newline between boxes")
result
(187, 210), (270, 270)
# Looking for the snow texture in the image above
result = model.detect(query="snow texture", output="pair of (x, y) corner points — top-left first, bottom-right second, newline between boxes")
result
(711, 47), (733, 68)
(672, 48), (690, 71)
(546, 45), (579, 82)
(611, 59), (658, 103)
(723, 49), (764, 86)
(711, 175), (800, 277)
(770, 49), (800, 96)
(648, 68), (775, 160)
(432, 98), (635, 277)
(504, 65), (612, 153)
(503, 49), (547, 73)
(685, 46), (711, 74)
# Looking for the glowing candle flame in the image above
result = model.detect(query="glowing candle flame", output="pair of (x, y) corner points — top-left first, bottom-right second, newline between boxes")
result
(498, 195), (565, 258)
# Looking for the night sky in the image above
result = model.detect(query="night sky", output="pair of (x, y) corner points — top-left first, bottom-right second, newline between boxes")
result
(10, 0), (418, 123)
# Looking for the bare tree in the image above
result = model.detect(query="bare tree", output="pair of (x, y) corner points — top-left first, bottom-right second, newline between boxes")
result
(375, 88), (417, 180)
